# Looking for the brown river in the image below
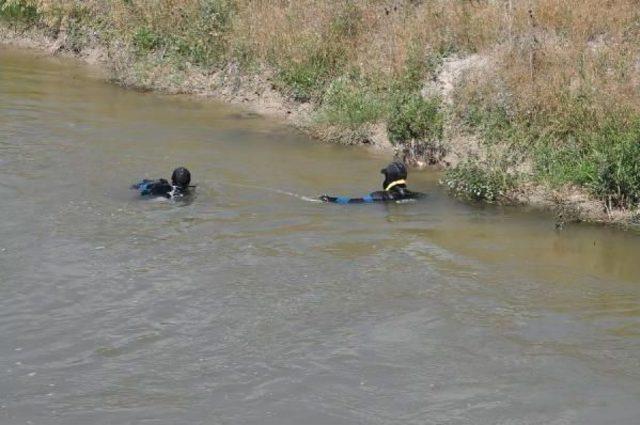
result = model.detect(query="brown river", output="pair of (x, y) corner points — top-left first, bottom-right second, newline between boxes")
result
(1, 47), (639, 425)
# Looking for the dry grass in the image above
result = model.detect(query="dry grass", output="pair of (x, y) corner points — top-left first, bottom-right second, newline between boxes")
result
(231, 0), (503, 80)
(10, 0), (638, 102)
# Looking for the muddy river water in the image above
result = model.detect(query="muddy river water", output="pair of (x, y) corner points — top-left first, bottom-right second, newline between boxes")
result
(1, 47), (639, 425)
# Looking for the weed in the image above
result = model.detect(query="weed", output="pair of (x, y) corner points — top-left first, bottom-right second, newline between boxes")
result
(443, 162), (515, 203)
(388, 93), (443, 145)
(133, 26), (163, 53)
(0, 0), (38, 24)
(318, 77), (385, 128)
(591, 122), (640, 208)
(277, 59), (325, 102)
(277, 43), (346, 102)
(535, 115), (640, 209)
(394, 42), (432, 93)
(329, 1), (361, 39)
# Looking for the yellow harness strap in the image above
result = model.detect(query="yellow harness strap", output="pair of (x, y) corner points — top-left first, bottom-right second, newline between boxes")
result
(385, 179), (406, 191)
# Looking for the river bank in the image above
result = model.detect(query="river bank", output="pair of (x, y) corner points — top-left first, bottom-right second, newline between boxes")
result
(3, 0), (640, 228)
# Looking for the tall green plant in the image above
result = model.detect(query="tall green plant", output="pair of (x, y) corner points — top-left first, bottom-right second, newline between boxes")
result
(388, 94), (443, 145)
(0, 0), (39, 23)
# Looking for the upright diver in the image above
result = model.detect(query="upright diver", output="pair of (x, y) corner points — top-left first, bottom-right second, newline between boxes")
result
(320, 161), (423, 204)
(131, 167), (194, 200)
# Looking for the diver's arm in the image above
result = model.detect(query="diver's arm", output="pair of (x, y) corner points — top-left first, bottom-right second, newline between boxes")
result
(131, 178), (172, 197)
(130, 179), (153, 190)
(320, 195), (367, 204)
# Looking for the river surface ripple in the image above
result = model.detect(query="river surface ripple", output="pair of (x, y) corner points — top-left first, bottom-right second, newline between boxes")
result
(1, 47), (639, 425)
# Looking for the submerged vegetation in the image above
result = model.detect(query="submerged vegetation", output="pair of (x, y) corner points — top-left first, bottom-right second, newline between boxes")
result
(3, 0), (640, 218)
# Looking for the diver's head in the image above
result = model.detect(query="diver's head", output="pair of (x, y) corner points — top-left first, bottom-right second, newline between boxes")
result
(171, 167), (191, 188)
(380, 161), (408, 190)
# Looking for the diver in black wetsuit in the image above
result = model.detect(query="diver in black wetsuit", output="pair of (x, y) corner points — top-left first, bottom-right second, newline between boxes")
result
(320, 161), (423, 204)
(131, 167), (193, 200)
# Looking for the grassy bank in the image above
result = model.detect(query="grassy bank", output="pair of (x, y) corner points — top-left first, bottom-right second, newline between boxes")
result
(3, 0), (640, 224)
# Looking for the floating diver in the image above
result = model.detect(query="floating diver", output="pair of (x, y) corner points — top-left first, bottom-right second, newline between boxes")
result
(131, 167), (194, 200)
(320, 161), (424, 204)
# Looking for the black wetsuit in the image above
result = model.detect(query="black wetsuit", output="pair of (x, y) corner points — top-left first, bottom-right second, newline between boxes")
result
(131, 179), (190, 199)
(320, 183), (423, 204)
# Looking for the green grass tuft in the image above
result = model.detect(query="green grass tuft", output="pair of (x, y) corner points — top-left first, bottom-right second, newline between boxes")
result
(0, 0), (38, 24)
(443, 162), (516, 203)
(277, 43), (347, 102)
(388, 93), (443, 145)
(535, 116), (640, 208)
(132, 26), (163, 53)
(318, 77), (385, 127)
